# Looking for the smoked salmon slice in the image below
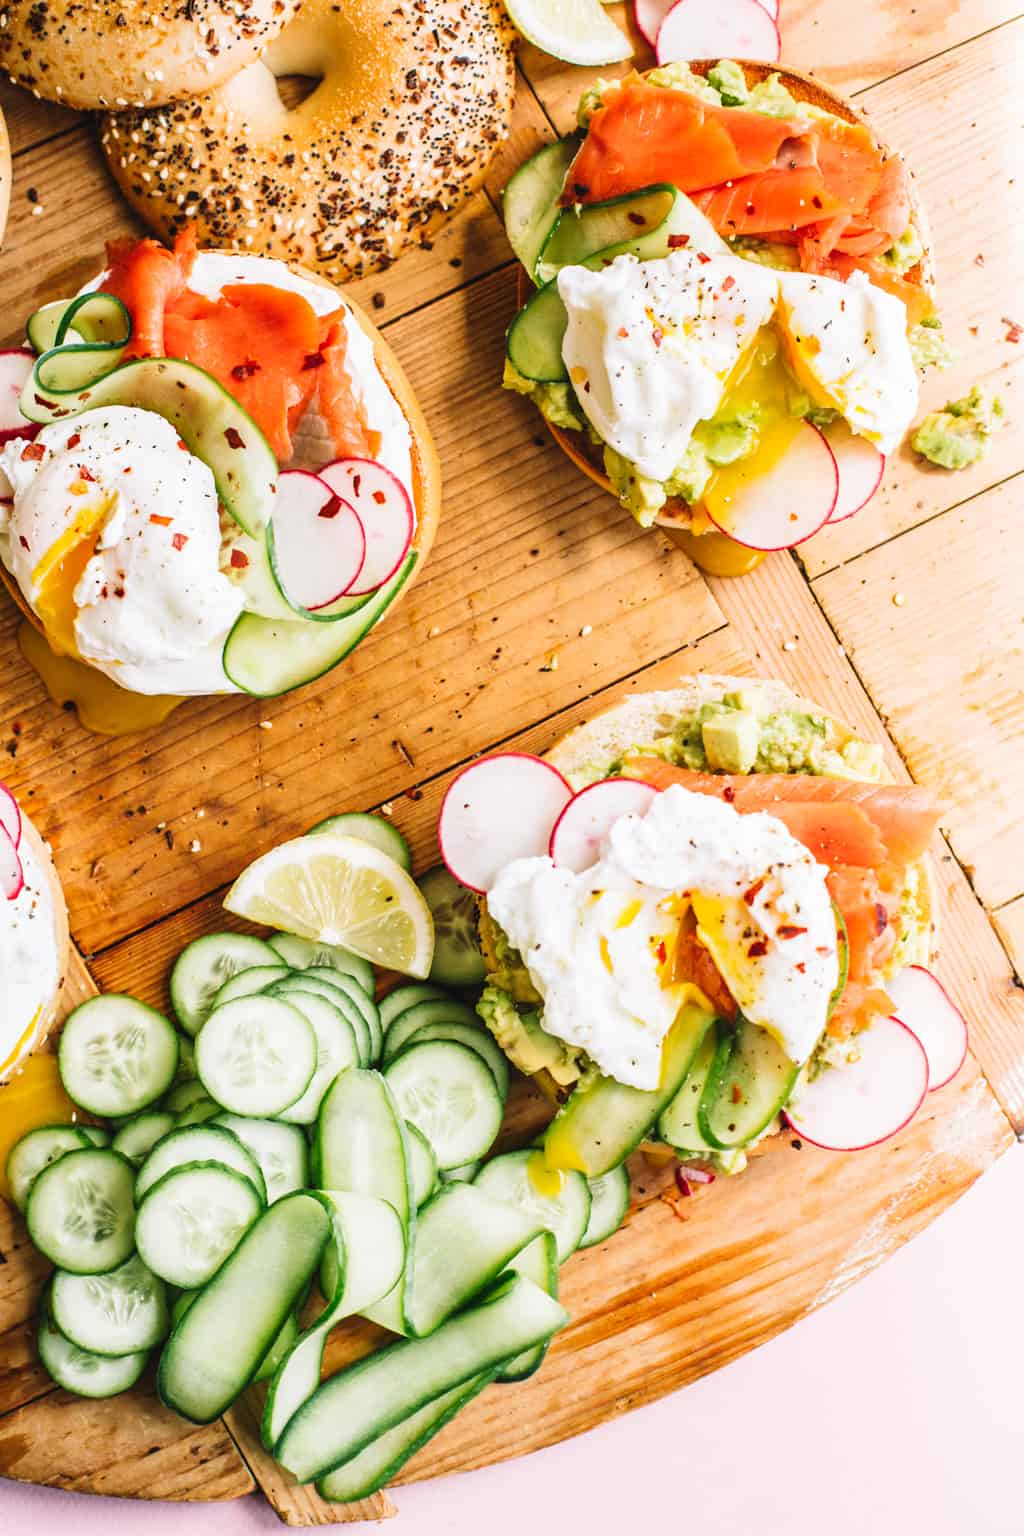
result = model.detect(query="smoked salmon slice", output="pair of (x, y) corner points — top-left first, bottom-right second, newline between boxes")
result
(623, 761), (940, 869)
(564, 80), (915, 279)
(100, 227), (376, 466)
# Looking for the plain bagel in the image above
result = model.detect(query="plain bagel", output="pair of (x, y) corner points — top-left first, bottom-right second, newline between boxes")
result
(0, 0), (303, 111)
(99, 0), (517, 282)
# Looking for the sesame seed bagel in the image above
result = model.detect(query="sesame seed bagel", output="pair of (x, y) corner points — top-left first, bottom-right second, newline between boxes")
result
(528, 61), (934, 539)
(0, 0), (302, 111)
(0, 105), (9, 246)
(99, 0), (517, 282)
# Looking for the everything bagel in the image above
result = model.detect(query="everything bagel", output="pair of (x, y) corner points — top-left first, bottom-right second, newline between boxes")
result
(100, 0), (517, 282)
(0, 0), (302, 110)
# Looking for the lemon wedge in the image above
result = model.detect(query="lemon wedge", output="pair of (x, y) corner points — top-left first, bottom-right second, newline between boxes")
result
(503, 0), (632, 65)
(224, 834), (434, 979)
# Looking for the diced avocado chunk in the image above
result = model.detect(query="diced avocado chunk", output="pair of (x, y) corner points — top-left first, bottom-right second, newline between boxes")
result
(503, 359), (586, 432)
(879, 224), (924, 276)
(912, 386), (1006, 471)
(705, 59), (749, 105)
(477, 985), (581, 1087)
(701, 707), (761, 774)
(727, 237), (801, 272)
(754, 711), (829, 773)
(646, 61), (723, 104)
(603, 441), (712, 528)
(699, 412), (759, 467)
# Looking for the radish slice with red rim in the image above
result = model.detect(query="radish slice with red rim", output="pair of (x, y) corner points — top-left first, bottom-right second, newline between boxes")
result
(319, 458), (414, 596)
(823, 421), (885, 524)
(885, 966), (968, 1092)
(0, 783), (21, 850)
(655, 0), (781, 66)
(704, 419), (838, 551)
(0, 350), (40, 444)
(0, 823), (24, 900)
(439, 754), (573, 894)
(786, 1016), (928, 1151)
(268, 469), (366, 613)
(634, 0), (675, 45)
(549, 778), (658, 872)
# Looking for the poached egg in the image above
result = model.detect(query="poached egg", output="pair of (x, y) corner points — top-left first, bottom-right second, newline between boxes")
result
(487, 784), (839, 1090)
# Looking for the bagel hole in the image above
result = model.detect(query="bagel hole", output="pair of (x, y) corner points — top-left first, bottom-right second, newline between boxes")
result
(274, 74), (322, 110)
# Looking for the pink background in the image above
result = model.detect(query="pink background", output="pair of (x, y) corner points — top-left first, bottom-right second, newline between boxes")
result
(1, 1146), (1020, 1536)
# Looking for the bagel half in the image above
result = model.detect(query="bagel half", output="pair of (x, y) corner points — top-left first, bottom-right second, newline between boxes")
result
(0, 0), (302, 110)
(99, 0), (517, 282)
(527, 62), (935, 540)
(0, 252), (441, 699)
(0, 807), (70, 1080)
(483, 673), (936, 1112)
(0, 106), (9, 249)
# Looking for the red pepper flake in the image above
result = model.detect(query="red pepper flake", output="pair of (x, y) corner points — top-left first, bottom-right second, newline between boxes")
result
(301, 351), (326, 371)
(721, 274), (735, 292)
(777, 924), (808, 940)
(731, 1083), (743, 1104)
(874, 902), (889, 936)
(667, 234), (690, 249)
(812, 195), (823, 210)
(973, 253), (985, 267)
(1002, 316), (1022, 344)
(372, 490), (387, 505)
(655, 940), (667, 965)
(66, 432), (81, 450)
(617, 326), (629, 339)
(747, 939), (769, 957)
(744, 876), (765, 905)
(224, 427), (245, 450)
(149, 513), (173, 527)
(652, 328), (664, 349)
(77, 465), (97, 482)
(352, 474), (362, 498)
(796, 961), (807, 974)
(20, 441), (45, 461)
(114, 585), (126, 598)
(171, 533), (189, 551)
(696, 251), (711, 265)
(19, 535), (29, 550)
(627, 211), (647, 226)
(231, 359), (261, 380)
(177, 438), (188, 451)
(230, 548), (249, 569)
(723, 785), (736, 802)
(318, 494), (343, 520)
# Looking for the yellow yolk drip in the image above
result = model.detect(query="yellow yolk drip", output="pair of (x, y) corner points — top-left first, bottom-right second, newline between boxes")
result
(19, 622), (185, 737)
(0, 1054), (84, 1202)
(526, 1149), (565, 1199)
(31, 501), (108, 659)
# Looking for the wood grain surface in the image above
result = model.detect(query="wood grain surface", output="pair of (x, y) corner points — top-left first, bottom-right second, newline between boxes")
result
(0, 0), (1021, 1525)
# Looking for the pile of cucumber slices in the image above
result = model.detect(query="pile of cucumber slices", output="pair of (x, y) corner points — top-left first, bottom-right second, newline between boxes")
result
(6, 817), (630, 1501)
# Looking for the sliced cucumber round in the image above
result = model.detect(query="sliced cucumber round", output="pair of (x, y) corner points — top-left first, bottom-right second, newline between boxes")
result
(136, 1161), (263, 1288)
(111, 1111), (176, 1167)
(418, 866), (486, 988)
(579, 1163), (630, 1250)
(26, 1148), (136, 1275)
(383, 998), (482, 1063)
(269, 973), (372, 1067)
(697, 1018), (798, 1151)
(51, 1253), (169, 1356)
(6, 1124), (92, 1212)
(136, 1123), (267, 1204)
(37, 1308), (149, 1399)
(309, 812), (412, 872)
(440, 1161), (481, 1184)
(379, 983), (449, 1031)
(59, 996), (179, 1119)
(304, 967), (381, 1059)
(405, 1121), (439, 1208)
(265, 987), (361, 1125)
(169, 933), (281, 1035)
(473, 1150), (590, 1262)
(164, 1078), (213, 1116)
(266, 932), (375, 997)
(211, 964), (292, 1010)
(402, 1021), (509, 1099)
(195, 995), (317, 1117)
(384, 1041), (504, 1171)
(213, 1115), (308, 1205)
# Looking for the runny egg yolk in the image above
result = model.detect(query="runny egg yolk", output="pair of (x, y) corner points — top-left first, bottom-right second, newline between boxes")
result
(31, 491), (111, 660)
(0, 1054), (84, 1202)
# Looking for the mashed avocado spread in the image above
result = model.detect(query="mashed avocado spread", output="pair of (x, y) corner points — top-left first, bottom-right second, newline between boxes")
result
(912, 386), (1006, 470)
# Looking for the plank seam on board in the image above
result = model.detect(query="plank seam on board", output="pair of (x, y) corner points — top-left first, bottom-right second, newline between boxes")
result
(802, 467), (1024, 583)
(375, 256), (518, 335)
(83, 616), (732, 962)
(847, 10), (1024, 98)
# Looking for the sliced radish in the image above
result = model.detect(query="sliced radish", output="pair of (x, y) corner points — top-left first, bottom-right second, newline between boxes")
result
(705, 420), (838, 551)
(269, 469), (366, 612)
(550, 778), (658, 873)
(319, 458), (414, 596)
(0, 350), (40, 444)
(635, 0), (675, 46)
(787, 1016), (929, 1152)
(656, 0), (781, 66)
(439, 754), (573, 894)
(886, 966), (968, 1092)
(0, 783), (21, 849)
(0, 823), (24, 900)
(823, 421), (885, 524)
